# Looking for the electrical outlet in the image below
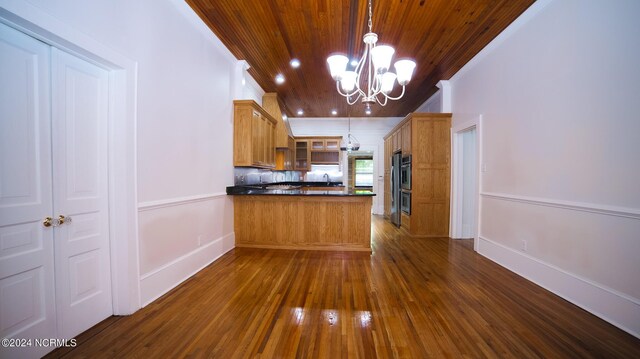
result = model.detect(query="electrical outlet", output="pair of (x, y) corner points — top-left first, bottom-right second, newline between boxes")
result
(482, 163), (487, 173)
(521, 240), (527, 252)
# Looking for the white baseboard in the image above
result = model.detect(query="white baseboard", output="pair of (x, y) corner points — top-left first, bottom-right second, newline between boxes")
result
(478, 236), (640, 339)
(139, 232), (235, 306)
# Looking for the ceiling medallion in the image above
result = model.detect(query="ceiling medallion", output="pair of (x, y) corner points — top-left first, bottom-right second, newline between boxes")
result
(327, 0), (417, 114)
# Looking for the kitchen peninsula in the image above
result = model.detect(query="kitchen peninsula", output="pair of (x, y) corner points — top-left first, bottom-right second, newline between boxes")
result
(230, 96), (374, 251)
(227, 183), (374, 251)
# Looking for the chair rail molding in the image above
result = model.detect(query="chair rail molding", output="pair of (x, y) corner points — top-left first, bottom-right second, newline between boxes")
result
(481, 192), (640, 220)
(138, 192), (228, 212)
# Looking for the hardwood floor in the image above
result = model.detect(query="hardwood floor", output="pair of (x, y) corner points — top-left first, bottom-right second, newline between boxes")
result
(46, 215), (640, 358)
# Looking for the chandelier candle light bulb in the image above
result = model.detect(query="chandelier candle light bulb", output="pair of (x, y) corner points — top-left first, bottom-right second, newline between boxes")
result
(326, 0), (416, 112)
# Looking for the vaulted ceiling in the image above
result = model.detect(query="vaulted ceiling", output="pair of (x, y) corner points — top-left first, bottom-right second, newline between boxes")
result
(186, 0), (534, 118)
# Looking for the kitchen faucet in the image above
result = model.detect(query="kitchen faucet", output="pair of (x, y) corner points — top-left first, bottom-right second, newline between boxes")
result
(323, 173), (330, 185)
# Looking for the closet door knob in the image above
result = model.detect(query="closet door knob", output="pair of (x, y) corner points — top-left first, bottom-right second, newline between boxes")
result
(43, 217), (53, 227)
(58, 215), (72, 225)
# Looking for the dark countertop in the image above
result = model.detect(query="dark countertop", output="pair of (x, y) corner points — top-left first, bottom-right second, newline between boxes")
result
(226, 182), (375, 197)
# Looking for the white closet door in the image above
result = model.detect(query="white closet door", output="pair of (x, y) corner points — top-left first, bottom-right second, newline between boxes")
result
(0, 23), (56, 358)
(51, 48), (112, 340)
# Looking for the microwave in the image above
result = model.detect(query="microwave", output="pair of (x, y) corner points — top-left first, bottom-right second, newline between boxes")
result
(401, 155), (411, 190)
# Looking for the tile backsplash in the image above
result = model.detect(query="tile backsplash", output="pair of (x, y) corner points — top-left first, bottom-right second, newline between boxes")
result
(234, 168), (302, 185)
(233, 167), (346, 185)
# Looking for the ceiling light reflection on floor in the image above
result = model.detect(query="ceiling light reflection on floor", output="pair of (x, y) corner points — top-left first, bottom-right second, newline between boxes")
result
(292, 307), (305, 325)
(323, 310), (338, 326)
(291, 308), (371, 327)
(358, 311), (372, 327)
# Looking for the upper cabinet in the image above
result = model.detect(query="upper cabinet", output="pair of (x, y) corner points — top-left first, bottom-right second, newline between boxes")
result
(294, 140), (309, 171)
(233, 100), (276, 168)
(311, 139), (325, 151)
(262, 93), (291, 148)
(310, 139), (340, 151)
(401, 121), (412, 155)
(294, 136), (342, 170)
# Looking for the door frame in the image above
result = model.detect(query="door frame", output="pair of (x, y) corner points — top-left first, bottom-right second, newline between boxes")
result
(450, 115), (482, 251)
(341, 145), (379, 214)
(1, 5), (141, 314)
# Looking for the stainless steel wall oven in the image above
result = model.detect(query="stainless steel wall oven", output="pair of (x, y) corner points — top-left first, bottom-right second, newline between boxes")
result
(401, 191), (411, 214)
(401, 155), (411, 190)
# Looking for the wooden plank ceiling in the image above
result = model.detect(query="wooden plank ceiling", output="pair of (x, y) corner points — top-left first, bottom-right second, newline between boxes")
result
(186, 0), (534, 118)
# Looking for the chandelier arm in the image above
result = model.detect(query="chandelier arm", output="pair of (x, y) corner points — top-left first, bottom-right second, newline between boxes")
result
(335, 81), (361, 99)
(347, 94), (361, 105)
(353, 46), (369, 98)
(380, 85), (406, 101)
(355, 47), (367, 74)
(376, 94), (389, 106)
(372, 72), (382, 94)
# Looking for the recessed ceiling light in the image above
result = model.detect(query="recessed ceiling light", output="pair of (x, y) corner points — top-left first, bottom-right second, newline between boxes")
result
(297, 109), (304, 116)
(350, 59), (359, 67)
(331, 109), (337, 115)
(290, 59), (301, 68)
(275, 74), (285, 84)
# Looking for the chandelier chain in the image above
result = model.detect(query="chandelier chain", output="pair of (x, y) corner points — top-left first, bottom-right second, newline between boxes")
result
(368, 0), (373, 32)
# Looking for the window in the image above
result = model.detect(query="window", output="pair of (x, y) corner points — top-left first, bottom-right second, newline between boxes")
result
(354, 158), (374, 187)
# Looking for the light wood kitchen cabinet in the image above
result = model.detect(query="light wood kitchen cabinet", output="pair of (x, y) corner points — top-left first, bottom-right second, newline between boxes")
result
(275, 136), (296, 170)
(309, 138), (340, 151)
(294, 140), (309, 171)
(262, 93), (291, 148)
(233, 100), (276, 168)
(401, 121), (412, 155)
(234, 195), (372, 251)
(383, 113), (451, 237)
(296, 136), (342, 167)
(325, 139), (340, 150)
(311, 139), (325, 151)
(393, 131), (401, 152)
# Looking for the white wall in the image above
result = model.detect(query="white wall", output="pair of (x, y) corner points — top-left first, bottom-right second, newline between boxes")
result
(449, 0), (640, 337)
(416, 90), (442, 112)
(0, 0), (263, 306)
(289, 117), (402, 214)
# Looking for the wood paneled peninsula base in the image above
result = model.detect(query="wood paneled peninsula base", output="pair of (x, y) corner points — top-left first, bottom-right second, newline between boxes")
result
(232, 192), (374, 252)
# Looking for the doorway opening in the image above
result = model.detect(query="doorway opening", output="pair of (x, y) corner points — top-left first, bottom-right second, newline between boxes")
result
(451, 116), (481, 249)
(459, 127), (477, 238)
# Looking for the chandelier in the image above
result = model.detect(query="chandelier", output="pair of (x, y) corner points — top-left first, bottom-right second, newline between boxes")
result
(326, 0), (416, 113)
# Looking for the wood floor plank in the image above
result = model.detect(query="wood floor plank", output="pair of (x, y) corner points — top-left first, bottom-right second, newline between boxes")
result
(45, 215), (640, 358)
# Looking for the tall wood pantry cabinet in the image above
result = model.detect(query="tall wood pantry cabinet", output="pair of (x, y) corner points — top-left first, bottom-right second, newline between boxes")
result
(384, 113), (451, 237)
